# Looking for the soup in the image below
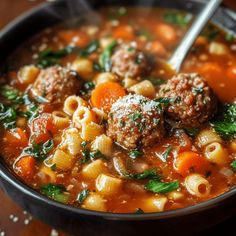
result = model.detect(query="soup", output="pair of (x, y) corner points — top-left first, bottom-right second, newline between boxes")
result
(1, 7), (236, 213)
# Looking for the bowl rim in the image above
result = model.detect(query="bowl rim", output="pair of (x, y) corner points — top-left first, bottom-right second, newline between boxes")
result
(0, 0), (236, 221)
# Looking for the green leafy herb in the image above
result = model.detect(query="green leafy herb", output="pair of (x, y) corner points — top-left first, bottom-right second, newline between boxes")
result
(24, 139), (54, 161)
(38, 46), (72, 68)
(145, 180), (179, 194)
(128, 169), (161, 180)
(129, 112), (142, 121)
(77, 189), (90, 204)
(80, 149), (105, 164)
(41, 183), (69, 203)
(1, 86), (24, 104)
(163, 12), (192, 27)
(135, 208), (144, 214)
(79, 40), (99, 57)
(23, 104), (39, 120)
(211, 103), (236, 139)
(99, 40), (117, 72)
(80, 82), (95, 96)
(93, 62), (102, 72)
(81, 140), (88, 148)
(136, 29), (152, 40)
(162, 145), (172, 161)
(129, 150), (143, 159)
(145, 77), (166, 87)
(192, 87), (203, 95)
(184, 127), (200, 138)
(230, 160), (236, 172)
(225, 32), (234, 42)
(0, 103), (17, 129)
(201, 25), (219, 41)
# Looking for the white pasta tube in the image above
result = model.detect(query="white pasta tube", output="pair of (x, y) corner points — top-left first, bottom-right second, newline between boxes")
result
(91, 134), (113, 157)
(59, 128), (82, 156)
(196, 129), (222, 148)
(96, 174), (122, 195)
(82, 159), (107, 179)
(81, 122), (104, 141)
(185, 174), (211, 198)
(52, 150), (74, 171)
(73, 106), (97, 129)
(204, 142), (229, 165)
(63, 95), (87, 116)
(52, 111), (70, 129)
(82, 193), (107, 212)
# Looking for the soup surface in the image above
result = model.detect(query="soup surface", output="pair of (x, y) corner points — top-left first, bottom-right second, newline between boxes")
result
(1, 7), (236, 213)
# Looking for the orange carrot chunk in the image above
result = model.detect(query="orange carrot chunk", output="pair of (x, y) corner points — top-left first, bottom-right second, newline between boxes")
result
(91, 82), (126, 113)
(3, 128), (28, 148)
(113, 25), (134, 41)
(58, 30), (89, 47)
(175, 151), (209, 177)
(16, 156), (36, 178)
(31, 114), (54, 144)
(155, 23), (177, 46)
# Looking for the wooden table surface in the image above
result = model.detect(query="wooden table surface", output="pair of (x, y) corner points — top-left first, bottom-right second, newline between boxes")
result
(0, 1), (236, 236)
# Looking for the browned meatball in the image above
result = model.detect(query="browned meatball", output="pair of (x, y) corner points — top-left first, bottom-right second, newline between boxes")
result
(31, 66), (81, 103)
(107, 94), (165, 150)
(158, 73), (217, 127)
(111, 44), (150, 78)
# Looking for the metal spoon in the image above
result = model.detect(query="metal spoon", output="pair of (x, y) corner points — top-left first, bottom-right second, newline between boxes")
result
(168, 0), (222, 73)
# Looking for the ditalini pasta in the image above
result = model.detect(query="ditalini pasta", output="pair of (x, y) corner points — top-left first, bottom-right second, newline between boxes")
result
(1, 6), (236, 214)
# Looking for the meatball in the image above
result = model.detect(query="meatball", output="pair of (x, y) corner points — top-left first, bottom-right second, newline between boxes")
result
(111, 44), (150, 78)
(158, 73), (217, 127)
(107, 94), (165, 150)
(31, 66), (81, 103)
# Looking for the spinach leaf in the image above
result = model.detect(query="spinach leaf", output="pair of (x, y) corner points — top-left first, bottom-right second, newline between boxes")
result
(201, 25), (219, 41)
(0, 103), (17, 129)
(23, 104), (39, 120)
(99, 40), (117, 72)
(41, 183), (69, 203)
(79, 40), (99, 57)
(231, 160), (236, 172)
(134, 208), (144, 214)
(163, 12), (192, 27)
(225, 33), (234, 42)
(1, 86), (24, 104)
(24, 139), (54, 161)
(145, 77), (166, 87)
(211, 103), (236, 140)
(38, 46), (72, 68)
(76, 189), (90, 204)
(127, 169), (161, 180)
(184, 127), (200, 138)
(80, 149), (105, 164)
(129, 150), (143, 159)
(145, 180), (179, 193)
(80, 81), (95, 96)
(162, 145), (172, 161)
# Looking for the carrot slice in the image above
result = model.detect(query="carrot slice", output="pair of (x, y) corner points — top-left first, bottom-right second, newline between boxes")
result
(91, 82), (126, 113)
(16, 156), (36, 178)
(175, 151), (209, 177)
(58, 30), (89, 47)
(154, 23), (177, 46)
(31, 114), (54, 144)
(113, 25), (134, 41)
(3, 128), (28, 148)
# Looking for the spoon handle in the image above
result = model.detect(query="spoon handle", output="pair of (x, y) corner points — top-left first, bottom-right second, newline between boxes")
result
(168, 0), (222, 73)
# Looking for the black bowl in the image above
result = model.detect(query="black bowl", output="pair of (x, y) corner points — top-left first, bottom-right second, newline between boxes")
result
(0, 1), (236, 235)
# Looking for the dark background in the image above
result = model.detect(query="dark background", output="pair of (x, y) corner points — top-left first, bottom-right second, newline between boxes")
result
(0, 0), (235, 235)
